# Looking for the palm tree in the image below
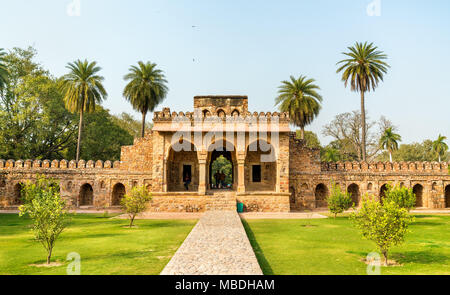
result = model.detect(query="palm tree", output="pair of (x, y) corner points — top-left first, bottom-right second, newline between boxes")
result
(123, 61), (168, 138)
(432, 134), (448, 162)
(0, 48), (8, 90)
(379, 127), (401, 162)
(60, 60), (107, 162)
(337, 42), (389, 161)
(275, 75), (323, 140)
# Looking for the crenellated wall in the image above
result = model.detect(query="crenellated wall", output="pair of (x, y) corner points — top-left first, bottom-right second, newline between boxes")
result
(289, 135), (450, 211)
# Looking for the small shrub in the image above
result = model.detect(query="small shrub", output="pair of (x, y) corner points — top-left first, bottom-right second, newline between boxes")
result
(19, 176), (69, 264)
(120, 185), (152, 228)
(351, 197), (413, 266)
(384, 184), (416, 211)
(327, 182), (353, 218)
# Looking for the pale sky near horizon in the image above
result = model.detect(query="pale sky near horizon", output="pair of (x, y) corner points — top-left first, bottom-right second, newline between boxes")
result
(1, 0), (449, 145)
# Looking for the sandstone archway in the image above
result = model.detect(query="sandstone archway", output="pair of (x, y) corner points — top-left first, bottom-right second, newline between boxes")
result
(167, 141), (199, 192)
(245, 140), (276, 192)
(315, 183), (328, 208)
(379, 184), (388, 204)
(347, 183), (360, 207)
(413, 184), (423, 207)
(446, 185), (450, 208)
(13, 183), (23, 205)
(79, 183), (94, 206)
(112, 183), (126, 206)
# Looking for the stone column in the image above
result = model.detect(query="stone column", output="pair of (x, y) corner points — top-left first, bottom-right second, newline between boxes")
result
(198, 160), (207, 194)
(237, 159), (245, 193)
(163, 159), (168, 192)
(276, 160), (281, 193)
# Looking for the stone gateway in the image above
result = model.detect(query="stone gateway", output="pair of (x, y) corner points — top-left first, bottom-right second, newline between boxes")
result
(0, 96), (449, 211)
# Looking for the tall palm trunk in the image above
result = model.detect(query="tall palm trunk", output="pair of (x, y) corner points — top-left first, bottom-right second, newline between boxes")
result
(360, 91), (367, 161)
(300, 126), (305, 140)
(76, 109), (83, 162)
(141, 111), (146, 138)
(389, 151), (393, 163)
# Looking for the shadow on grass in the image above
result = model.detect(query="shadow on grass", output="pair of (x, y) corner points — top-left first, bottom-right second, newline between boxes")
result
(241, 219), (274, 275)
(348, 249), (449, 266)
(394, 251), (449, 265)
(411, 221), (444, 226)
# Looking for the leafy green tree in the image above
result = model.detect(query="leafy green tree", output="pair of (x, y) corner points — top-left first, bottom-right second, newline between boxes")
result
(383, 184), (416, 211)
(211, 155), (233, 186)
(377, 139), (449, 162)
(321, 146), (341, 162)
(296, 130), (321, 149)
(61, 60), (108, 161)
(123, 61), (168, 138)
(351, 197), (413, 266)
(327, 182), (353, 218)
(0, 47), (77, 160)
(0, 48), (8, 89)
(121, 185), (152, 228)
(67, 107), (134, 161)
(275, 75), (322, 140)
(379, 127), (401, 162)
(112, 112), (153, 139)
(19, 176), (69, 264)
(337, 42), (389, 161)
(432, 134), (448, 162)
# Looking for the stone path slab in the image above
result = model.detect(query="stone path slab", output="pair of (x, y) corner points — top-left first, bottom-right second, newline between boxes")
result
(160, 211), (263, 275)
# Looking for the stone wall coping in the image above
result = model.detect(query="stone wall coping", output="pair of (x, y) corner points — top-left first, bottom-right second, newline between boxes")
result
(320, 161), (449, 173)
(0, 159), (121, 170)
(152, 110), (290, 122)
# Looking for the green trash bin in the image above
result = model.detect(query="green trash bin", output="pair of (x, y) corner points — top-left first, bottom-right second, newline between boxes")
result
(237, 202), (244, 213)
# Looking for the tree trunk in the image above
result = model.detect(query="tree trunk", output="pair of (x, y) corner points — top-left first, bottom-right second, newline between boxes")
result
(389, 151), (393, 163)
(382, 250), (388, 266)
(439, 155), (441, 162)
(76, 109), (84, 162)
(47, 248), (53, 264)
(130, 215), (135, 228)
(300, 127), (305, 140)
(360, 91), (367, 161)
(141, 112), (146, 138)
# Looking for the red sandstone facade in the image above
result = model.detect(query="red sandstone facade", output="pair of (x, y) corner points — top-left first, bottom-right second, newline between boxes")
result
(1, 96), (449, 211)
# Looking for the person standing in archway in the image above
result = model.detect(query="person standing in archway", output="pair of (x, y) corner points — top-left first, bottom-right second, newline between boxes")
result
(214, 171), (220, 188)
(220, 171), (226, 188)
(184, 173), (191, 191)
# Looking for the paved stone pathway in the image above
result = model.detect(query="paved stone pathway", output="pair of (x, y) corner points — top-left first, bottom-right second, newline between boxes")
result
(160, 211), (263, 275)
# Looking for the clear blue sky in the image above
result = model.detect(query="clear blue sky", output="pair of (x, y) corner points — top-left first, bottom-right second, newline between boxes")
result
(1, 0), (449, 145)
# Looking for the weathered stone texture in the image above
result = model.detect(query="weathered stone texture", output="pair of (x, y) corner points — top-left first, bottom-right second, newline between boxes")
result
(1, 96), (449, 211)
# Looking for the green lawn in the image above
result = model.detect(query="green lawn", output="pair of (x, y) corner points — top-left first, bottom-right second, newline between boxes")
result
(0, 214), (197, 275)
(243, 214), (450, 275)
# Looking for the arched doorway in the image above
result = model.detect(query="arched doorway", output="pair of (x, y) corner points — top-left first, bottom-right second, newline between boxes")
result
(167, 141), (199, 192)
(245, 140), (276, 192)
(445, 185), (450, 208)
(348, 184), (360, 207)
(79, 184), (94, 206)
(112, 183), (126, 206)
(207, 139), (236, 190)
(210, 155), (233, 189)
(380, 184), (388, 204)
(413, 184), (423, 207)
(13, 183), (23, 205)
(290, 186), (296, 206)
(315, 183), (328, 208)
